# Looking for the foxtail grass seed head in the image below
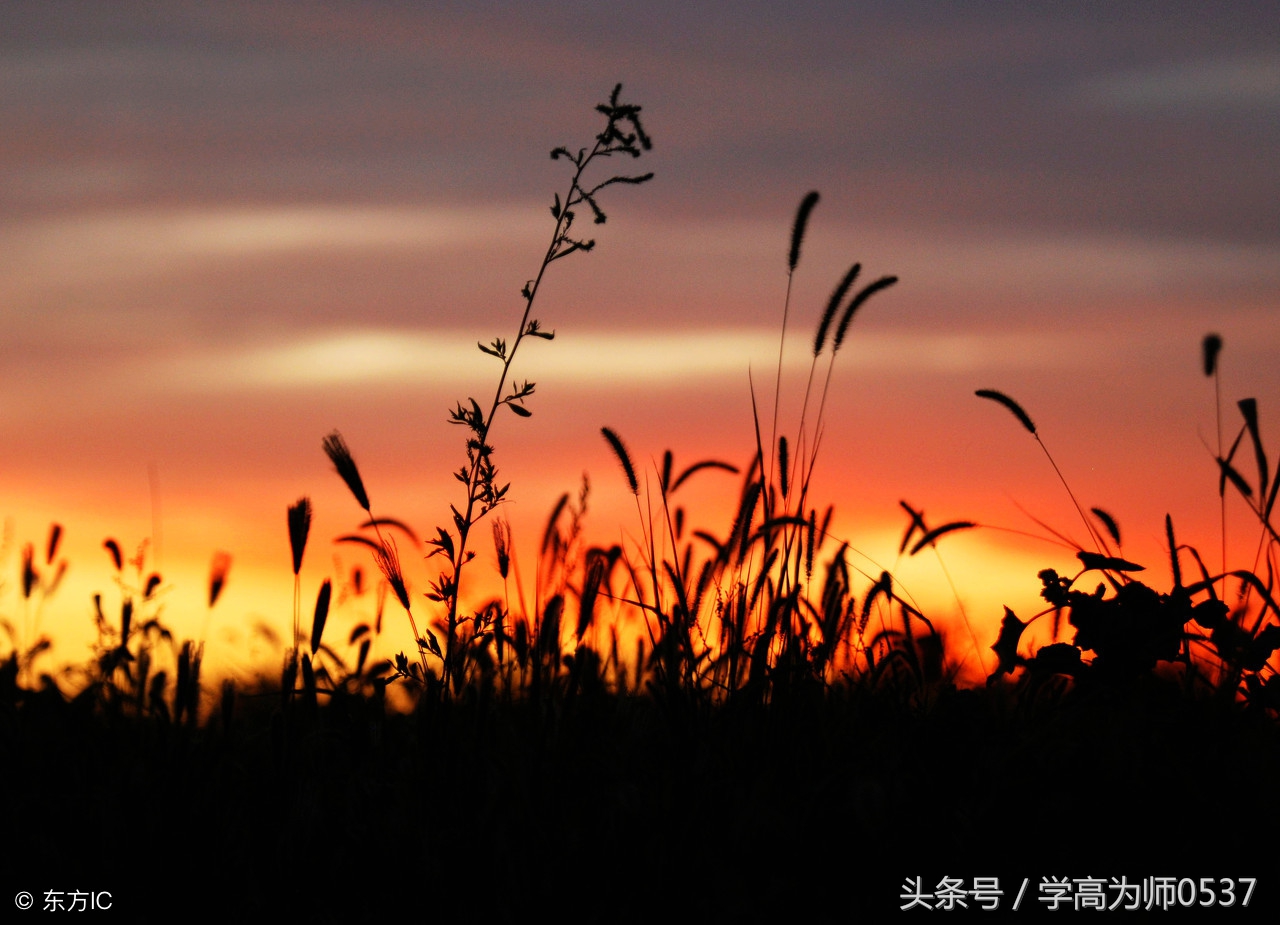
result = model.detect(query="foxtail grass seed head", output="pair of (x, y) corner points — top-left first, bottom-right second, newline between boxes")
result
(208, 551), (231, 608)
(375, 540), (412, 613)
(601, 427), (639, 495)
(577, 550), (608, 641)
(898, 500), (928, 555)
(1202, 333), (1223, 377)
(104, 538), (123, 572)
(21, 543), (36, 599)
(311, 579), (332, 654)
(975, 389), (1037, 435)
(287, 497), (312, 576)
(778, 436), (790, 499)
(1091, 507), (1122, 546)
(492, 519), (511, 579)
(833, 275), (898, 352)
(805, 507), (817, 579)
(323, 431), (371, 512)
(814, 263), (860, 356)
(788, 191), (820, 272)
(45, 523), (63, 565)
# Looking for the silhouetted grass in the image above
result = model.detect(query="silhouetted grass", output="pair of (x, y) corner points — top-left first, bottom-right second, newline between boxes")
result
(2, 89), (1278, 919)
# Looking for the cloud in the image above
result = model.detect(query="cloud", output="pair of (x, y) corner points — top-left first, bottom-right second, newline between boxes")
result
(1078, 56), (1280, 110)
(0, 204), (545, 294)
(163, 325), (1180, 395)
(170, 329), (798, 391)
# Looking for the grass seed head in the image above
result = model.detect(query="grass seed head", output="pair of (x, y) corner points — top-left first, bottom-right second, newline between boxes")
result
(208, 551), (231, 608)
(21, 543), (36, 599)
(45, 523), (63, 565)
(814, 263), (860, 356)
(311, 579), (332, 653)
(1202, 332), (1223, 377)
(287, 497), (312, 576)
(601, 427), (639, 495)
(788, 191), (820, 272)
(375, 540), (412, 613)
(323, 431), (371, 513)
(778, 436), (790, 499)
(104, 538), (123, 572)
(1091, 507), (1122, 546)
(833, 275), (898, 352)
(492, 519), (511, 579)
(975, 389), (1037, 436)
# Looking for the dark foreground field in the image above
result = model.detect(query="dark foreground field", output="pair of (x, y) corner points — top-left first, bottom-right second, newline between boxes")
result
(5, 669), (1278, 921)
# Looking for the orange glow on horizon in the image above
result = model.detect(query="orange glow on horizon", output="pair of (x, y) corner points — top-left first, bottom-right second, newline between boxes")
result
(4, 403), (1271, 708)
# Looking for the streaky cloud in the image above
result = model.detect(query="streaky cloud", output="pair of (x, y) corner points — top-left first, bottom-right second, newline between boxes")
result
(1078, 55), (1280, 110)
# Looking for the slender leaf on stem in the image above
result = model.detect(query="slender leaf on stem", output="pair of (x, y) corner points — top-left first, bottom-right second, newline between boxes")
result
(1238, 398), (1269, 502)
(1076, 551), (1145, 573)
(909, 521), (976, 556)
(898, 501), (928, 555)
(671, 459), (738, 493)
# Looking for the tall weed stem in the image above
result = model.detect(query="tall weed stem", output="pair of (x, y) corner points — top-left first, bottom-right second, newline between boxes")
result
(430, 85), (652, 694)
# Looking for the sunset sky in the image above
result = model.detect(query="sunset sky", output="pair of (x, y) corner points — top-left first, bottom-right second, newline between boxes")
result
(3, 2), (1278, 684)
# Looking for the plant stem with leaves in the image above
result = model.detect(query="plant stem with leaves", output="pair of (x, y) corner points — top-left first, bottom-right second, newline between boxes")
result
(428, 84), (653, 693)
